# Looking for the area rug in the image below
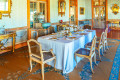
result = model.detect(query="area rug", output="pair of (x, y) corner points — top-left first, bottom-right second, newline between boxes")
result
(109, 44), (120, 80)
(79, 39), (120, 80)
(18, 62), (69, 80)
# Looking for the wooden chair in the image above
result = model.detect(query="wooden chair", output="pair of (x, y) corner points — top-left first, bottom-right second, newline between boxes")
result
(57, 25), (64, 32)
(104, 28), (108, 51)
(36, 29), (47, 39)
(75, 36), (97, 73)
(31, 29), (47, 40)
(85, 32), (105, 60)
(27, 39), (56, 80)
(83, 25), (92, 30)
(47, 26), (55, 34)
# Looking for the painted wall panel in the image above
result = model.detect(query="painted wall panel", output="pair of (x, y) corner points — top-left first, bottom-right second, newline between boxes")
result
(85, 0), (92, 19)
(78, 0), (86, 20)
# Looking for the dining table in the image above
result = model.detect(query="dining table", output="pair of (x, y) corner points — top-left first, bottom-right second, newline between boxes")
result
(37, 29), (96, 74)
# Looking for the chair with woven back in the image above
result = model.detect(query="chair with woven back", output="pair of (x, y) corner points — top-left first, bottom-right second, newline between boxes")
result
(104, 28), (109, 51)
(75, 36), (97, 73)
(36, 29), (47, 39)
(85, 32), (105, 60)
(83, 25), (92, 30)
(27, 39), (56, 80)
(47, 26), (55, 34)
(57, 25), (64, 32)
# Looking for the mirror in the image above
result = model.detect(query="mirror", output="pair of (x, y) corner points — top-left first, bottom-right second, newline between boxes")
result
(0, 0), (12, 19)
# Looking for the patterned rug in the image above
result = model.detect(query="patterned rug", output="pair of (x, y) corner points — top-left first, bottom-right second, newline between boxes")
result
(109, 44), (120, 80)
(79, 44), (116, 80)
(18, 62), (69, 80)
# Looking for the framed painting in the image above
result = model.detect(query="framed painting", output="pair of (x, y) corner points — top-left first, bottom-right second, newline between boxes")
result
(80, 7), (85, 15)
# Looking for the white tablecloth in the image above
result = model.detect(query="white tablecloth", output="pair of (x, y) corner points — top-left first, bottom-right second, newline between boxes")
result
(37, 30), (96, 74)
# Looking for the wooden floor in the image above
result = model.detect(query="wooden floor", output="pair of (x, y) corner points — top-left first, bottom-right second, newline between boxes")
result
(94, 28), (120, 40)
(0, 29), (120, 80)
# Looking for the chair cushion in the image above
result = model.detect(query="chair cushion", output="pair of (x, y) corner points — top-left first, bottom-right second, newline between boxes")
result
(43, 52), (53, 61)
(31, 52), (53, 61)
(76, 48), (90, 56)
(86, 42), (99, 48)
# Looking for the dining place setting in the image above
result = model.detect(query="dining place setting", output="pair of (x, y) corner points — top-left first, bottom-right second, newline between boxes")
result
(40, 28), (94, 42)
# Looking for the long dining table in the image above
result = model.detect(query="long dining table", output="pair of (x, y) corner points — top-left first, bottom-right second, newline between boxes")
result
(37, 29), (96, 74)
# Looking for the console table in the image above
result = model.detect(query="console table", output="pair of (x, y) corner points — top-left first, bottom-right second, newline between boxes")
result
(0, 33), (16, 53)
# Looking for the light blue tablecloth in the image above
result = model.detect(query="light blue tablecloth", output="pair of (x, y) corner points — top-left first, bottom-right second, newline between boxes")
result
(37, 30), (96, 74)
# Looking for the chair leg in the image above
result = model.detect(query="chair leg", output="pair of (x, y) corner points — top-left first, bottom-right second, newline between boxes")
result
(94, 54), (98, 65)
(41, 64), (44, 80)
(106, 42), (109, 50)
(102, 47), (104, 56)
(104, 43), (106, 52)
(30, 59), (32, 72)
(54, 59), (56, 71)
(89, 58), (94, 73)
(98, 49), (101, 61)
(74, 54), (77, 68)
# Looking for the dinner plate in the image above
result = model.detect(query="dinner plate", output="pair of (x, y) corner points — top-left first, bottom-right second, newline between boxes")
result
(80, 33), (88, 35)
(78, 29), (84, 32)
(86, 30), (93, 32)
(68, 37), (76, 39)
(50, 37), (57, 40)
(74, 33), (79, 35)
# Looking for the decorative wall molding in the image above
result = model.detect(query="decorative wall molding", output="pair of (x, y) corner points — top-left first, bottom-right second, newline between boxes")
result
(78, 19), (92, 21)
(107, 19), (120, 21)
(5, 26), (28, 31)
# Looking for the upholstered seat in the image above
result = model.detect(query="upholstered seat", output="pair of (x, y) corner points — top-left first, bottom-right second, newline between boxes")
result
(76, 48), (90, 56)
(83, 25), (92, 30)
(86, 42), (99, 48)
(31, 52), (53, 61)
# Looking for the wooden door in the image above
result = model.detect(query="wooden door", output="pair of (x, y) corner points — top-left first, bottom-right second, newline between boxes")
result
(92, 0), (106, 29)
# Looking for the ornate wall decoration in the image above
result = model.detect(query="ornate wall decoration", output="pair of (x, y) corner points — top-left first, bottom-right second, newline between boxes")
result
(112, 4), (119, 15)
(58, 0), (66, 17)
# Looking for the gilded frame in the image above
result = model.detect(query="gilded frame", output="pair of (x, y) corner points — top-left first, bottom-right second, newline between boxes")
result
(80, 7), (85, 15)
(58, 0), (66, 17)
(0, 0), (12, 19)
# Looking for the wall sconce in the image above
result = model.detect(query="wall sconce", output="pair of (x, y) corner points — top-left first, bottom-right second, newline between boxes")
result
(58, 0), (66, 17)
(112, 4), (119, 15)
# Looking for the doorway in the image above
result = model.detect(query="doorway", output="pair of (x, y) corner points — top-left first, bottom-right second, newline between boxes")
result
(69, 0), (78, 25)
(70, 6), (76, 25)
(92, 0), (106, 29)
